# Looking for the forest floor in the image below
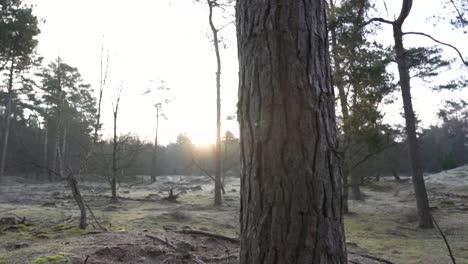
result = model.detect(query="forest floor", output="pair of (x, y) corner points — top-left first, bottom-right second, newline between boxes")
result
(0, 166), (467, 264)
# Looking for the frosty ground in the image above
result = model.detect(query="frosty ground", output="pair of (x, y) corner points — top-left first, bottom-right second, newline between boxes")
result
(0, 166), (468, 264)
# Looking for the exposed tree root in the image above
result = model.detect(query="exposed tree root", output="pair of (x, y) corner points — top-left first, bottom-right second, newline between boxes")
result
(173, 228), (240, 244)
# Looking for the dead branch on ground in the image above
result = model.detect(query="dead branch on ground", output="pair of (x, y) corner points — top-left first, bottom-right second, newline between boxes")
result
(174, 228), (239, 244)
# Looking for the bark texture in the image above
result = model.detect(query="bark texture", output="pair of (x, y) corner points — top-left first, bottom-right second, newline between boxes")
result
(236, 0), (347, 262)
(393, 0), (433, 228)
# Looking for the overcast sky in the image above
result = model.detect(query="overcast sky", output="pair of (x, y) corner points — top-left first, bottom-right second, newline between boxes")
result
(29, 0), (467, 145)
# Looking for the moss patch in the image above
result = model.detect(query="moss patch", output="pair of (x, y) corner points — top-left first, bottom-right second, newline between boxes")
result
(32, 254), (66, 264)
(363, 181), (395, 192)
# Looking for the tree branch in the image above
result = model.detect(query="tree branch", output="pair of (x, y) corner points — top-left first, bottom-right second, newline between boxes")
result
(348, 142), (398, 174)
(431, 214), (457, 264)
(216, 20), (235, 32)
(449, 0), (467, 25)
(395, 0), (413, 26)
(356, 17), (394, 33)
(403, 31), (468, 66)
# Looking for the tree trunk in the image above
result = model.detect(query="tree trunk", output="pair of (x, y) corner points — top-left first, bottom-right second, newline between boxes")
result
(0, 60), (15, 178)
(67, 174), (87, 229)
(111, 106), (118, 203)
(51, 135), (59, 181)
(151, 107), (159, 183)
(392, 0), (433, 228)
(61, 125), (67, 177)
(391, 168), (401, 181)
(94, 44), (106, 144)
(329, 0), (363, 211)
(349, 173), (363, 200)
(342, 171), (349, 213)
(208, 0), (222, 206)
(42, 123), (48, 179)
(236, 0), (347, 262)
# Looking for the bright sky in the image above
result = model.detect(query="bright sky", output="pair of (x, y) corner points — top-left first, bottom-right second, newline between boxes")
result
(28, 0), (467, 145)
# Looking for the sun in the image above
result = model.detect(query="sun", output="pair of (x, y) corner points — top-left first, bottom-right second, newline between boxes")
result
(188, 130), (216, 147)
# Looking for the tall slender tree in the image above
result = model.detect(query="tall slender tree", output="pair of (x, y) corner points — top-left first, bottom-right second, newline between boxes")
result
(93, 41), (108, 144)
(361, 0), (467, 228)
(328, 0), (395, 210)
(236, 0), (347, 262)
(142, 81), (171, 183)
(37, 58), (96, 229)
(151, 103), (161, 182)
(360, 1), (439, 229)
(206, 0), (223, 206)
(111, 85), (123, 202)
(0, 0), (40, 177)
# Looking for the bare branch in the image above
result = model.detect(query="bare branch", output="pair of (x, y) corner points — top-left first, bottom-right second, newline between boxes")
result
(348, 142), (398, 174)
(403, 31), (468, 66)
(356, 17), (394, 33)
(216, 20), (235, 32)
(449, 0), (467, 25)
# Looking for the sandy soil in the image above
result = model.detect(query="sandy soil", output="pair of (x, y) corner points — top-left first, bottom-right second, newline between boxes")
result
(0, 167), (467, 263)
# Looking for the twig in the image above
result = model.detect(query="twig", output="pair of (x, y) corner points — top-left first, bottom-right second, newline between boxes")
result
(174, 229), (239, 244)
(191, 158), (226, 194)
(449, 0), (467, 25)
(83, 200), (107, 231)
(83, 255), (89, 264)
(431, 214), (457, 264)
(355, 17), (394, 33)
(145, 234), (176, 249)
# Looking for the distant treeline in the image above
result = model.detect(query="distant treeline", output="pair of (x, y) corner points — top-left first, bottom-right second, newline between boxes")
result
(350, 100), (468, 180)
(4, 96), (466, 181)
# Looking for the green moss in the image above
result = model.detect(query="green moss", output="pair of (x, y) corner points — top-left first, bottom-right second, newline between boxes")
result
(344, 210), (468, 264)
(364, 182), (394, 192)
(432, 200), (455, 208)
(32, 254), (65, 264)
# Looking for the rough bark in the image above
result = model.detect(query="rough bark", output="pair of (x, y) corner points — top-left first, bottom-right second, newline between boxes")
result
(208, 0), (222, 206)
(393, 0), (433, 228)
(0, 60), (15, 178)
(236, 0), (347, 262)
